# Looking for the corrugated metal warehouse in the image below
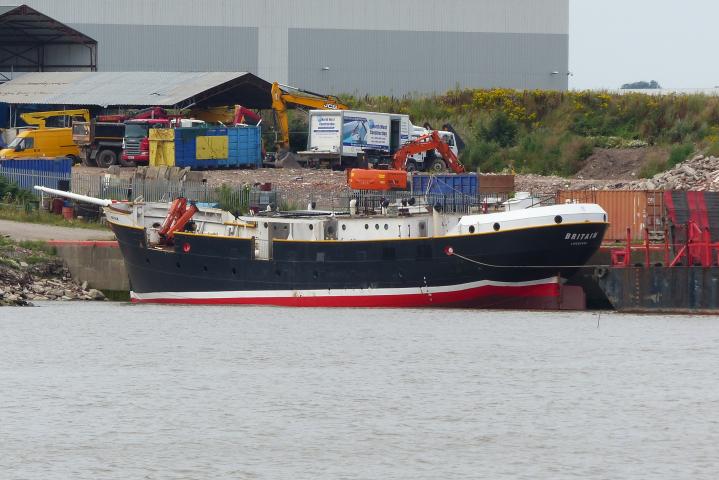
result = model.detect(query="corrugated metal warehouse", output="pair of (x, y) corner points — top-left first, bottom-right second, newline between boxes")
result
(13, 0), (569, 95)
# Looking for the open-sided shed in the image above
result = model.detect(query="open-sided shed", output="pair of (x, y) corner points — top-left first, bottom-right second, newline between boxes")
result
(0, 71), (273, 126)
(0, 4), (97, 81)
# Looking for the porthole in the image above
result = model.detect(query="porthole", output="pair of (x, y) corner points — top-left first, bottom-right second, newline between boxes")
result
(175, 262), (181, 269)
(232, 268), (237, 275)
(375, 224), (380, 230)
(554, 215), (563, 224)
(469, 226), (476, 234)
(365, 224), (369, 230)
(384, 224), (389, 230)
(203, 265), (208, 272)
(342, 224), (347, 231)
(309, 224), (314, 230)
(263, 222), (268, 228)
(493, 223), (500, 232)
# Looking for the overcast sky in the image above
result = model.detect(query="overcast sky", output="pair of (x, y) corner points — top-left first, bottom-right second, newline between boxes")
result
(570, 0), (719, 90)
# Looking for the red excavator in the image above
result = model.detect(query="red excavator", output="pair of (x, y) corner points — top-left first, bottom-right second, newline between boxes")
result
(347, 131), (465, 190)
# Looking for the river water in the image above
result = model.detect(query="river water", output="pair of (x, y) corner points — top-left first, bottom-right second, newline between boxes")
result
(1, 303), (718, 480)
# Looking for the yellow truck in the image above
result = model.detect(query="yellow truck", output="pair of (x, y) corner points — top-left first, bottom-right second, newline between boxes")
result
(0, 109), (90, 161)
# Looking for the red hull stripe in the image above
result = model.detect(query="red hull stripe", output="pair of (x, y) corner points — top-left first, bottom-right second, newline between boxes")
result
(130, 278), (561, 308)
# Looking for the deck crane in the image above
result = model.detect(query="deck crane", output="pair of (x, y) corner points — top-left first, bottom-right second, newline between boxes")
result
(271, 81), (348, 150)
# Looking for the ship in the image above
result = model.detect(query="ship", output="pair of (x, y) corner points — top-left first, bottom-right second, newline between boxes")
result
(36, 186), (608, 309)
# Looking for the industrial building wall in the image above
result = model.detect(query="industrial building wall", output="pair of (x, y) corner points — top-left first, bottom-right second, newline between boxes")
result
(21, 0), (569, 95)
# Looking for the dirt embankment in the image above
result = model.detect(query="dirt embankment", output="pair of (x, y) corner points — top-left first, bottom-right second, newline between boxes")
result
(575, 147), (669, 180)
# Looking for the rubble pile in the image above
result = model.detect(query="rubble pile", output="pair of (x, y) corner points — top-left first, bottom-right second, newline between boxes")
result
(0, 239), (105, 307)
(609, 155), (719, 191)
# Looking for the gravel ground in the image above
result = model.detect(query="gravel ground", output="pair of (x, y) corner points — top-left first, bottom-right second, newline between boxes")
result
(73, 165), (619, 201)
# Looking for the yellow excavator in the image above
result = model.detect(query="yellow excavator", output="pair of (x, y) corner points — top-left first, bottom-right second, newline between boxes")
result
(271, 81), (348, 150)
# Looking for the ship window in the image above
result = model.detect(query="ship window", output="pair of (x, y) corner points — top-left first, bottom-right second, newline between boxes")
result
(382, 247), (396, 260)
(365, 224), (369, 230)
(263, 222), (268, 228)
(384, 224), (389, 230)
(342, 224), (347, 230)
(469, 226), (476, 234)
(316, 252), (325, 262)
(309, 224), (314, 230)
(375, 224), (380, 230)
(493, 223), (500, 232)
(555, 215), (563, 224)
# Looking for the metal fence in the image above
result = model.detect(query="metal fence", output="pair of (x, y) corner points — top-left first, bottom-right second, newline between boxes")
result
(0, 166), (71, 192)
(1, 168), (539, 216)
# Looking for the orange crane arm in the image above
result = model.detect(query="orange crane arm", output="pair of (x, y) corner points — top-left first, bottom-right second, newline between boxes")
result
(392, 131), (465, 173)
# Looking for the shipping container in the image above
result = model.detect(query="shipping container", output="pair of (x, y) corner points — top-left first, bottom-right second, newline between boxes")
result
(0, 157), (72, 191)
(149, 126), (261, 170)
(556, 190), (665, 243)
(478, 174), (515, 194)
(410, 173), (477, 196)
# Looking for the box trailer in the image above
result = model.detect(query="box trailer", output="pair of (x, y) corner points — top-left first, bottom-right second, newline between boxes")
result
(298, 110), (412, 169)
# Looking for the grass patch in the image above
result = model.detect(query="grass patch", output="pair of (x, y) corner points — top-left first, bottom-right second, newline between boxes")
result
(668, 143), (694, 167)
(18, 240), (56, 255)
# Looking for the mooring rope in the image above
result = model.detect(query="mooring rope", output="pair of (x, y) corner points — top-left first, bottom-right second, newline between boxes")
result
(448, 249), (610, 270)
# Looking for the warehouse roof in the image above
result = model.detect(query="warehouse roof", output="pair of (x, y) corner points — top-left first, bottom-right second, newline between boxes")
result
(0, 71), (273, 108)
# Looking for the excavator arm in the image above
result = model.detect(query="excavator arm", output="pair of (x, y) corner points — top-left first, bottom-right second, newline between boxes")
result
(20, 109), (90, 129)
(392, 131), (465, 173)
(271, 81), (348, 149)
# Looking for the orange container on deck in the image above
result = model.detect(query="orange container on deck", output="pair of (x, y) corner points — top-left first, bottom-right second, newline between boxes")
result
(347, 169), (408, 191)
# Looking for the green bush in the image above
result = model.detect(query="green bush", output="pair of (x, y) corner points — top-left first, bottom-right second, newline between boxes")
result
(668, 143), (694, 166)
(0, 176), (34, 204)
(479, 112), (519, 147)
(216, 184), (249, 214)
